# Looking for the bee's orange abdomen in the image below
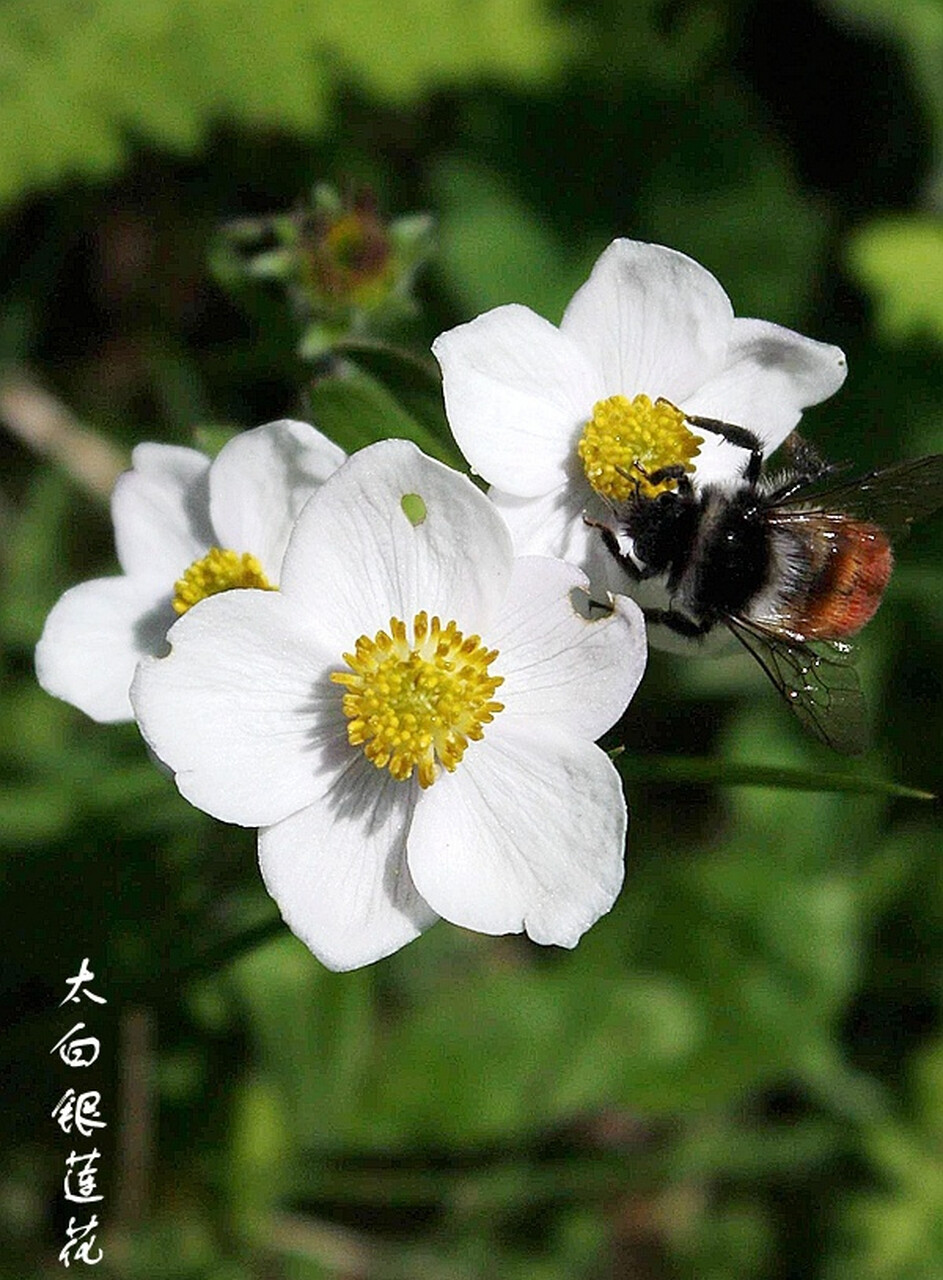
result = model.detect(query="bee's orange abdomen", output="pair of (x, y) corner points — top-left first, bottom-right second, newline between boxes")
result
(801, 523), (893, 639)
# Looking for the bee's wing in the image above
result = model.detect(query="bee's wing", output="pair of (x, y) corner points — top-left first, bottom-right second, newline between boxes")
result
(776, 455), (943, 542)
(725, 616), (869, 754)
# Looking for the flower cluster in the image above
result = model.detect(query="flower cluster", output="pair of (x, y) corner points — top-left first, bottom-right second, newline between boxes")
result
(36, 239), (847, 969)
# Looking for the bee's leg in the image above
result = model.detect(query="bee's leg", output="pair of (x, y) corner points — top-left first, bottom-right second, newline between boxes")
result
(641, 462), (693, 494)
(643, 608), (714, 639)
(584, 514), (648, 583)
(583, 514), (634, 573)
(683, 414), (764, 484)
(583, 513), (613, 535)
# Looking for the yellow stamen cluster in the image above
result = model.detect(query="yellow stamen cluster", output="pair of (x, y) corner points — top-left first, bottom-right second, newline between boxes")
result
(172, 547), (276, 616)
(331, 612), (505, 789)
(577, 394), (702, 501)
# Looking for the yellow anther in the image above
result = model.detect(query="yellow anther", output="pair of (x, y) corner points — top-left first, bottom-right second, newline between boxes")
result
(331, 611), (504, 788)
(172, 547), (276, 615)
(577, 394), (702, 501)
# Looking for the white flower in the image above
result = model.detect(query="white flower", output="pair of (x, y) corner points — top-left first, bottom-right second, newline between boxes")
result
(432, 238), (848, 580)
(36, 420), (345, 723)
(130, 440), (646, 971)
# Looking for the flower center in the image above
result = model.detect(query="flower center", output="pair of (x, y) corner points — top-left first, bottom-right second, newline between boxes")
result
(172, 547), (277, 616)
(305, 208), (393, 308)
(577, 394), (702, 501)
(331, 612), (505, 789)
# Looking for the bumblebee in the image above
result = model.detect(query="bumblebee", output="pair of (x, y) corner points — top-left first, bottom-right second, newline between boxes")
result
(599, 410), (943, 753)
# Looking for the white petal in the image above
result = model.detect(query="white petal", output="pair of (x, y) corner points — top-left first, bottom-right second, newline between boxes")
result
(409, 721), (626, 947)
(112, 444), (213, 578)
(259, 764), (437, 971)
(433, 305), (601, 496)
(686, 433), (756, 490)
(209, 420), (345, 577)
(491, 485), (632, 592)
(560, 240), (734, 403)
(490, 557), (646, 740)
(682, 318), (848, 456)
(488, 480), (593, 561)
(35, 575), (172, 723)
(130, 590), (348, 827)
(280, 439), (514, 651)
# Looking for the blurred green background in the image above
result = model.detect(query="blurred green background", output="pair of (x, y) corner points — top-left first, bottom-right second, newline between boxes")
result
(2, 0), (943, 1276)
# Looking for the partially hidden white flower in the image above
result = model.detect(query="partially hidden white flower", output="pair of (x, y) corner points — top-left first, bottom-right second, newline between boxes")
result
(130, 439), (647, 971)
(433, 238), (848, 583)
(36, 420), (346, 723)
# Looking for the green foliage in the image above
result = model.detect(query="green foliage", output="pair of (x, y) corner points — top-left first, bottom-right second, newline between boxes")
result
(848, 216), (943, 346)
(433, 160), (603, 320)
(827, 1042), (943, 1279)
(0, 468), (81, 647)
(227, 938), (373, 1149)
(191, 424), (243, 458)
(0, 0), (572, 206)
(306, 365), (462, 467)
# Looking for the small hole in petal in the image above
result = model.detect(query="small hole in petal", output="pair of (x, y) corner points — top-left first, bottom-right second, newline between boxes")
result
(569, 586), (614, 621)
(401, 493), (427, 526)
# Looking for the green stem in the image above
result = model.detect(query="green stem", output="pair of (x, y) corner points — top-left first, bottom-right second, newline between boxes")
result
(614, 752), (935, 800)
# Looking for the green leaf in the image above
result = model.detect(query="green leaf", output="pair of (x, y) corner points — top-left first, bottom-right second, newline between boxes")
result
(613, 854), (862, 1113)
(432, 159), (600, 319)
(191, 423), (241, 458)
(350, 963), (704, 1144)
(307, 367), (465, 468)
(141, 919), (287, 998)
(228, 936), (374, 1148)
(333, 337), (453, 446)
(0, 781), (75, 846)
(614, 752), (934, 800)
(847, 216), (943, 346)
(0, 468), (79, 645)
(0, 0), (574, 208)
